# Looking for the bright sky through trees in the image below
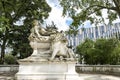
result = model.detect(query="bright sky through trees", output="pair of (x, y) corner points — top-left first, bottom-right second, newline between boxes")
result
(46, 0), (93, 31)
(46, 0), (120, 31)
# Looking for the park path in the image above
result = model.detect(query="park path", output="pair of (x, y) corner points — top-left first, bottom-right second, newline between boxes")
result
(0, 72), (15, 80)
(0, 73), (120, 80)
(78, 74), (120, 80)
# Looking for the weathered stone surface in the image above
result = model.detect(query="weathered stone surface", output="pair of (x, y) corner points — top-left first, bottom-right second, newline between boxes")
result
(76, 65), (120, 76)
(16, 20), (77, 80)
(15, 61), (79, 80)
(28, 20), (76, 61)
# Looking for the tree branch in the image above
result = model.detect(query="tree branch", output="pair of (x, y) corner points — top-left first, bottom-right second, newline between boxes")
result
(12, 0), (30, 22)
(112, 0), (120, 17)
(86, 4), (116, 11)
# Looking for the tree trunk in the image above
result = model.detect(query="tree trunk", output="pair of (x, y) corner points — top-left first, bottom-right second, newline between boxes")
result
(0, 38), (7, 64)
(0, 29), (8, 64)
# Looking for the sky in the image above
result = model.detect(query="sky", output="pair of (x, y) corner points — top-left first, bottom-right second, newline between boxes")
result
(45, 0), (92, 31)
(45, 0), (69, 31)
(45, 0), (120, 31)
(45, 0), (91, 31)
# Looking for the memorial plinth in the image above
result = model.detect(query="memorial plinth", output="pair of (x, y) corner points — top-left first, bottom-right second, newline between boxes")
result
(16, 58), (78, 80)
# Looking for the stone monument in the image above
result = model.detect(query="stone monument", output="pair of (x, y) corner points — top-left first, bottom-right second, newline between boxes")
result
(15, 20), (79, 80)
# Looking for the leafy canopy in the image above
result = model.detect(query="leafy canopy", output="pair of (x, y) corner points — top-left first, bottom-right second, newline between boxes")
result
(0, 0), (51, 62)
(59, 0), (120, 26)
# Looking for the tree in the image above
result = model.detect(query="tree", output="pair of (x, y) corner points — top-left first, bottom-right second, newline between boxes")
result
(60, 0), (120, 26)
(111, 46), (120, 65)
(94, 39), (109, 64)
(76, 38), (94, 64)
(108, 38), (120, 64)
(0, 0), (51, 64)
(76, 38), (120, 65)
(9, 27), (33, 59)
(94, 38), (119, 64)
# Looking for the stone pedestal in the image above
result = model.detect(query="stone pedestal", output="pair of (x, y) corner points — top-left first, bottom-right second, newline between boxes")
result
(15, 58), (79, 80)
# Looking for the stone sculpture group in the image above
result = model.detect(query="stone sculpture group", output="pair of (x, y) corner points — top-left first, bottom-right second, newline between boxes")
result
(16, 20), (78, 80)
(28, 20), (75, 61)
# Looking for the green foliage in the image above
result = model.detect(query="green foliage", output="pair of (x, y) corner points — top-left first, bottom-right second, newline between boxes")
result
(76, 38), (120, 65)
(0, 0), (51, 64)
(8, 25), (33, 59)
(60, 0), (120, 26)
(76, 38), (95, 64)
(0, 59), (3, 64)
(4, 54), (18, 64)
(65, 25), (79, 37)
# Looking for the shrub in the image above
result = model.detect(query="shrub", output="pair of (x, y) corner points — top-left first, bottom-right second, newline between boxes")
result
(0, 59), (3, 64)
(4, 54), (18, 64)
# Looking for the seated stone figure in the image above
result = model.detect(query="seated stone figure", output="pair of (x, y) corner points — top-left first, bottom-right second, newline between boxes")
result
(28, 20), (57, 42)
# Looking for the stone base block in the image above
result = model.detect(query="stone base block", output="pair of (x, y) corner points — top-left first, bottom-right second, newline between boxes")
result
(16, 73), (65, 80)
(15, 59), (79, 80)
(16, 73), (79, 80)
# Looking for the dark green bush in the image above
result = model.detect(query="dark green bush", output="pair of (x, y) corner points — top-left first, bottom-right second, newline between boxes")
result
(0, 58), (3, 64)
(76, 38), (120, 65)
(4, 54), (18, 64)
